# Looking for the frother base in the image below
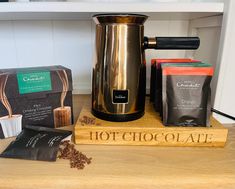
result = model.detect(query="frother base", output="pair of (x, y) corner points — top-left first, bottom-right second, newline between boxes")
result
(91, 109), (144, 122)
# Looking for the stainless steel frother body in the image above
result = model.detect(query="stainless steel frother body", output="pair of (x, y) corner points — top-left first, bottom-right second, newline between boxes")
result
(92, 14), (199, 122)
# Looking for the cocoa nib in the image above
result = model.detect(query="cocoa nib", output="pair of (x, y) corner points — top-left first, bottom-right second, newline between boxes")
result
(79, 116), (100, 126)
(58, 140), (92, 170)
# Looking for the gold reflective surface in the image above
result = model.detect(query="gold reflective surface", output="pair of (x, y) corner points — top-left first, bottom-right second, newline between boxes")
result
(92, 20), (146, 116)
(93, 14), (148, 25)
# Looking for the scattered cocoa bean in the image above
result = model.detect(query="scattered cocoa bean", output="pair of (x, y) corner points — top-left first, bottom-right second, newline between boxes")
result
(58, 140), (92, 170)
(79, 116), (100, 126)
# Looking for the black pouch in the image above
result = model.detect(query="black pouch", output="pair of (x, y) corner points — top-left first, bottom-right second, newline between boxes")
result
(0, 125), (72, 161)
(162, 65), (213, 126)
(150, 60), (157, 102)
(150, 59), (200, 112)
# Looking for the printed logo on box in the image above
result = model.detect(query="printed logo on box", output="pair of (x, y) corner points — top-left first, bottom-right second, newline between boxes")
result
(17, 71), (52, 94)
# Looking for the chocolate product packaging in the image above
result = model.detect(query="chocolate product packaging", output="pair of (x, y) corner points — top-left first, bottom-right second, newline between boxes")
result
(150, 59), (200, 111)
(150, 59), (157, 102)
(0, 65), (73, 139)
(162, 64), (213, 126)
(158, 62), (211, 117)
(0, 125), (72, 161)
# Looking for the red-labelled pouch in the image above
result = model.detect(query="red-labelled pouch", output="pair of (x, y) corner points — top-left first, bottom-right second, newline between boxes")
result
(162, 66), (214, 126)
(150, 58), (200, 111)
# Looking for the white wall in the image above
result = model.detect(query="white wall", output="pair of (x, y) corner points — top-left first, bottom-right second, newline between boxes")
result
(213, 0), (235, 123)
(193, 26), (221, 105)
(0, 20), (93, 93)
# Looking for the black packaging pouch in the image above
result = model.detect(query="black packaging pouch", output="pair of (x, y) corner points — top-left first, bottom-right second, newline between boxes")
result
(150, 59), (200, 111)
(162, 65), (213, 127)
(0, 125), (72, 161)
(150, 60), (157, 102)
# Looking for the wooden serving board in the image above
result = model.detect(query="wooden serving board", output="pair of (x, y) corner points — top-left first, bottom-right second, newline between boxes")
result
(74, 101), (228, 147)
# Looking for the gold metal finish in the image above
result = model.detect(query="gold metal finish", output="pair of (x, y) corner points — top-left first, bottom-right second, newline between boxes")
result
(92, 14), (147, 119)
(147, 37), (157, 49)
(93, 14), (148, 25)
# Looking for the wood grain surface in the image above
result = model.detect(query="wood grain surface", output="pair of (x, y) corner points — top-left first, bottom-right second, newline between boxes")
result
(0, 95), (235, 189)
(75, 100), (228, 147)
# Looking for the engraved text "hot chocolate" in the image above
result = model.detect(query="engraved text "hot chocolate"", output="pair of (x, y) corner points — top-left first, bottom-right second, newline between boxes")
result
(89, 131), (213, 144)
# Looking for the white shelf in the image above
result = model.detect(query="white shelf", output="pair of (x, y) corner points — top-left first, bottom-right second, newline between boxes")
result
(0, 2), (224, 20)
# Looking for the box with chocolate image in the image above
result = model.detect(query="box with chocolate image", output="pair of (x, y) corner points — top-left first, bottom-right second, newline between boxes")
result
(0, 65), (73, 139)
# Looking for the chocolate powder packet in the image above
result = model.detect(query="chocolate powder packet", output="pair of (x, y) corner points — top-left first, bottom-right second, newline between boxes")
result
(150, 59), (200, 111)
(0, 125), (72, 161)
(159, 62), (212, 118)
(162, 64), (213, 126)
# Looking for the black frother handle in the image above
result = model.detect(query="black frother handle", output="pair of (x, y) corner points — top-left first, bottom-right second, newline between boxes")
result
(144, 37), (200, 50)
